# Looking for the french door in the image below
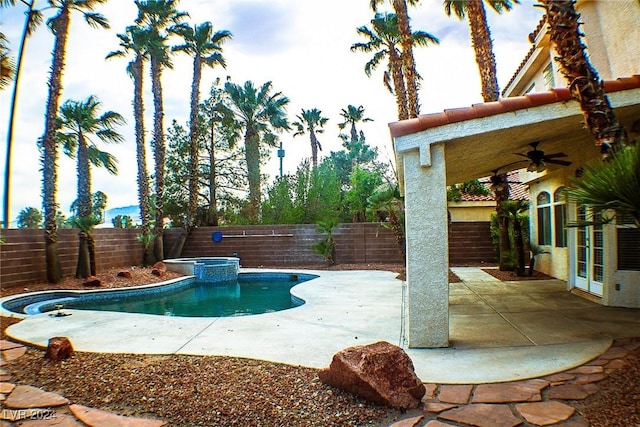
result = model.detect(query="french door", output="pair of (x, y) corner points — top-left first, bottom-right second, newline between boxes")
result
(574, 206), (604, 296)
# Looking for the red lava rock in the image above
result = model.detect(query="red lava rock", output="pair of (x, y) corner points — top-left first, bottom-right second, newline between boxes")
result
(151, 262), (167, 277)
(45, 337), (74, 361)
(318, 341), (425, 409)
(152, 262), (166, 272)
(81, 276), (101, 287)
(117, 271), (133, 278)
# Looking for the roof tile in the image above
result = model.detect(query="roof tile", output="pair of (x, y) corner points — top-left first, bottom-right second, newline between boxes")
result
(390, 75), (640, 139)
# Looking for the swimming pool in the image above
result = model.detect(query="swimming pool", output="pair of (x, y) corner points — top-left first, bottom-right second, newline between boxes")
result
(2, 272), (317, 318)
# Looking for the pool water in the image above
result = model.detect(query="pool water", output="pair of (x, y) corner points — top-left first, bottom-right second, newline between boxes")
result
(4, 273), (316, 318)
(67, 279), (307, 317)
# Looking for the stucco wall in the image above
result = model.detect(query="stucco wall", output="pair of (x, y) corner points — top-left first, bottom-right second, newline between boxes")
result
(580, 0), (640, 80)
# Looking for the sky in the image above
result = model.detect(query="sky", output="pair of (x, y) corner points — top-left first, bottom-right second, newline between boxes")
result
(0, 0), (544, 227)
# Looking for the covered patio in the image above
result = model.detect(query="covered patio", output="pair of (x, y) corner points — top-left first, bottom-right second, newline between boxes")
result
(390, 75), (640, 348)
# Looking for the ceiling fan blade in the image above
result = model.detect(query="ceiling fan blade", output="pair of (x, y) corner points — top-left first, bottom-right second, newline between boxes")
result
(514, 153), (530, 158)
(544, 152), (568, 159)
(545, 159), (572, 166)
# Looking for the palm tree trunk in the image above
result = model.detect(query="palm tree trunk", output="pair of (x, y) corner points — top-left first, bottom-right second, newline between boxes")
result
(75, 133), (92, 278)
(188, 55), (201, 230)
(466, 0), (500, 103)
(132, 55), (153, 266)
(541, 0), (626, 153)
(150, 56), (165, 260)
(495, 184), (511, 271)
(513, 214), (525, 276)
(393, 0), (420, 118)
(245, 127), (261, 223)
(310, 132), (319, 168)
(390, 50), (409, 120)
(42, 4), (71, 284)
(3, 0), (36, 229)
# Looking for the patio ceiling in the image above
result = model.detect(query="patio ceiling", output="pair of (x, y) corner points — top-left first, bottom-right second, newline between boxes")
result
(390, 76), (640, 186)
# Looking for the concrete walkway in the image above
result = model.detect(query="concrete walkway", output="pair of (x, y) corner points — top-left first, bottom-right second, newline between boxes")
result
(4, 267), (639, 384)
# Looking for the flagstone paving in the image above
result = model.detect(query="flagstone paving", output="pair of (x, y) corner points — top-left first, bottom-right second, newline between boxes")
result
(0, 337), (638, 426)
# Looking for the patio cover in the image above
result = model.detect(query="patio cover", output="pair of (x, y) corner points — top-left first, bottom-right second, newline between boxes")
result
(389, 75), (640, 348)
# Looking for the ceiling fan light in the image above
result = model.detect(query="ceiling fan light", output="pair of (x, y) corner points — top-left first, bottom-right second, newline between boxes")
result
(537, 161), (547, 173)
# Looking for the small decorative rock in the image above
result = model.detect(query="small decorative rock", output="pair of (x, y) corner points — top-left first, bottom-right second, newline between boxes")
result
(117, 271), (133, 278)
(151, 262), (166, 277)
(45, 337), (74, 361)
(318, 341), (425, 409)
(81, 276), (101, 287)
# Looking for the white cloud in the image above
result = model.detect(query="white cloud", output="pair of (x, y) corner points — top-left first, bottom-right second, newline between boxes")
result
(0, 0), (543, 226)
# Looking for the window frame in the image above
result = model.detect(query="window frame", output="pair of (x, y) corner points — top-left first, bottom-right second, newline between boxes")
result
(537, 191), (552, 246)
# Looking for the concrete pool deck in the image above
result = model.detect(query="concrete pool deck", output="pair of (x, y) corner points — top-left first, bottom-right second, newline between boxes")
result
(4, 267), (640, 384)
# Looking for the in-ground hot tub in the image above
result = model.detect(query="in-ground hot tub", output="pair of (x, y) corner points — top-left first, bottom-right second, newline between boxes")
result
(164, 257), (240, 283)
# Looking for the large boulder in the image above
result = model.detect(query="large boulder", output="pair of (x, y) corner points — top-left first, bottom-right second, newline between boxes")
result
(318, 341), (425, 409)
(45, 337), (74, 361)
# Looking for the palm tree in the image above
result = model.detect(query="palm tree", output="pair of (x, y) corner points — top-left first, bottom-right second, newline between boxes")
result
(106, 25), (154, 265)
(565, 144), (639, 228)
(56, 95), (124, 278)
(352, 12), (438, 120)
(135, 0), (187, 261)
(2, 0), (42, 230)
(0, 32), (14, 90)
(338, 104), (373, 144)
(539, 0), (627, 155)
(135, 0), (184, 261)
(40, 0), (109, 283)
(171, 21), (231, 251)
(17, 206), (43, 228)
(370, 0), (422, 118)
(444, 0), (517, 271)
(292, 108), (328, 168)
(444, 0), (518, 102)
(500, 200), (529, 276)
(224, 80), (290, 223)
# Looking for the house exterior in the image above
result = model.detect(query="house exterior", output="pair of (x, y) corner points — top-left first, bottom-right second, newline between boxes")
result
(447, 171), (529, 223)
(502, 0), (640, 307)
(389, 0), (640, 348)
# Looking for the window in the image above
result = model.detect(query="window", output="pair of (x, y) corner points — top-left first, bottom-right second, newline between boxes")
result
(543, 63), (555, 89)
(617, 214), (640, 271)
(537, 192), (552, 245)
(553, 188), (567, 247)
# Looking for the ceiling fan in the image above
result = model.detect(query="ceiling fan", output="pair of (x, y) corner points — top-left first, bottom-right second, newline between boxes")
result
(515, 141), (572, 173)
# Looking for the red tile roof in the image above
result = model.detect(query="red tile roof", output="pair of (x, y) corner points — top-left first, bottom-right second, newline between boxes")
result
(389, 75), (640, 139)
(456, 171), (529, 202)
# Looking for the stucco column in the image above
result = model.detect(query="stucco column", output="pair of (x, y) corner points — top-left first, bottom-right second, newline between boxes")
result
(401, 144), (449, 348)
